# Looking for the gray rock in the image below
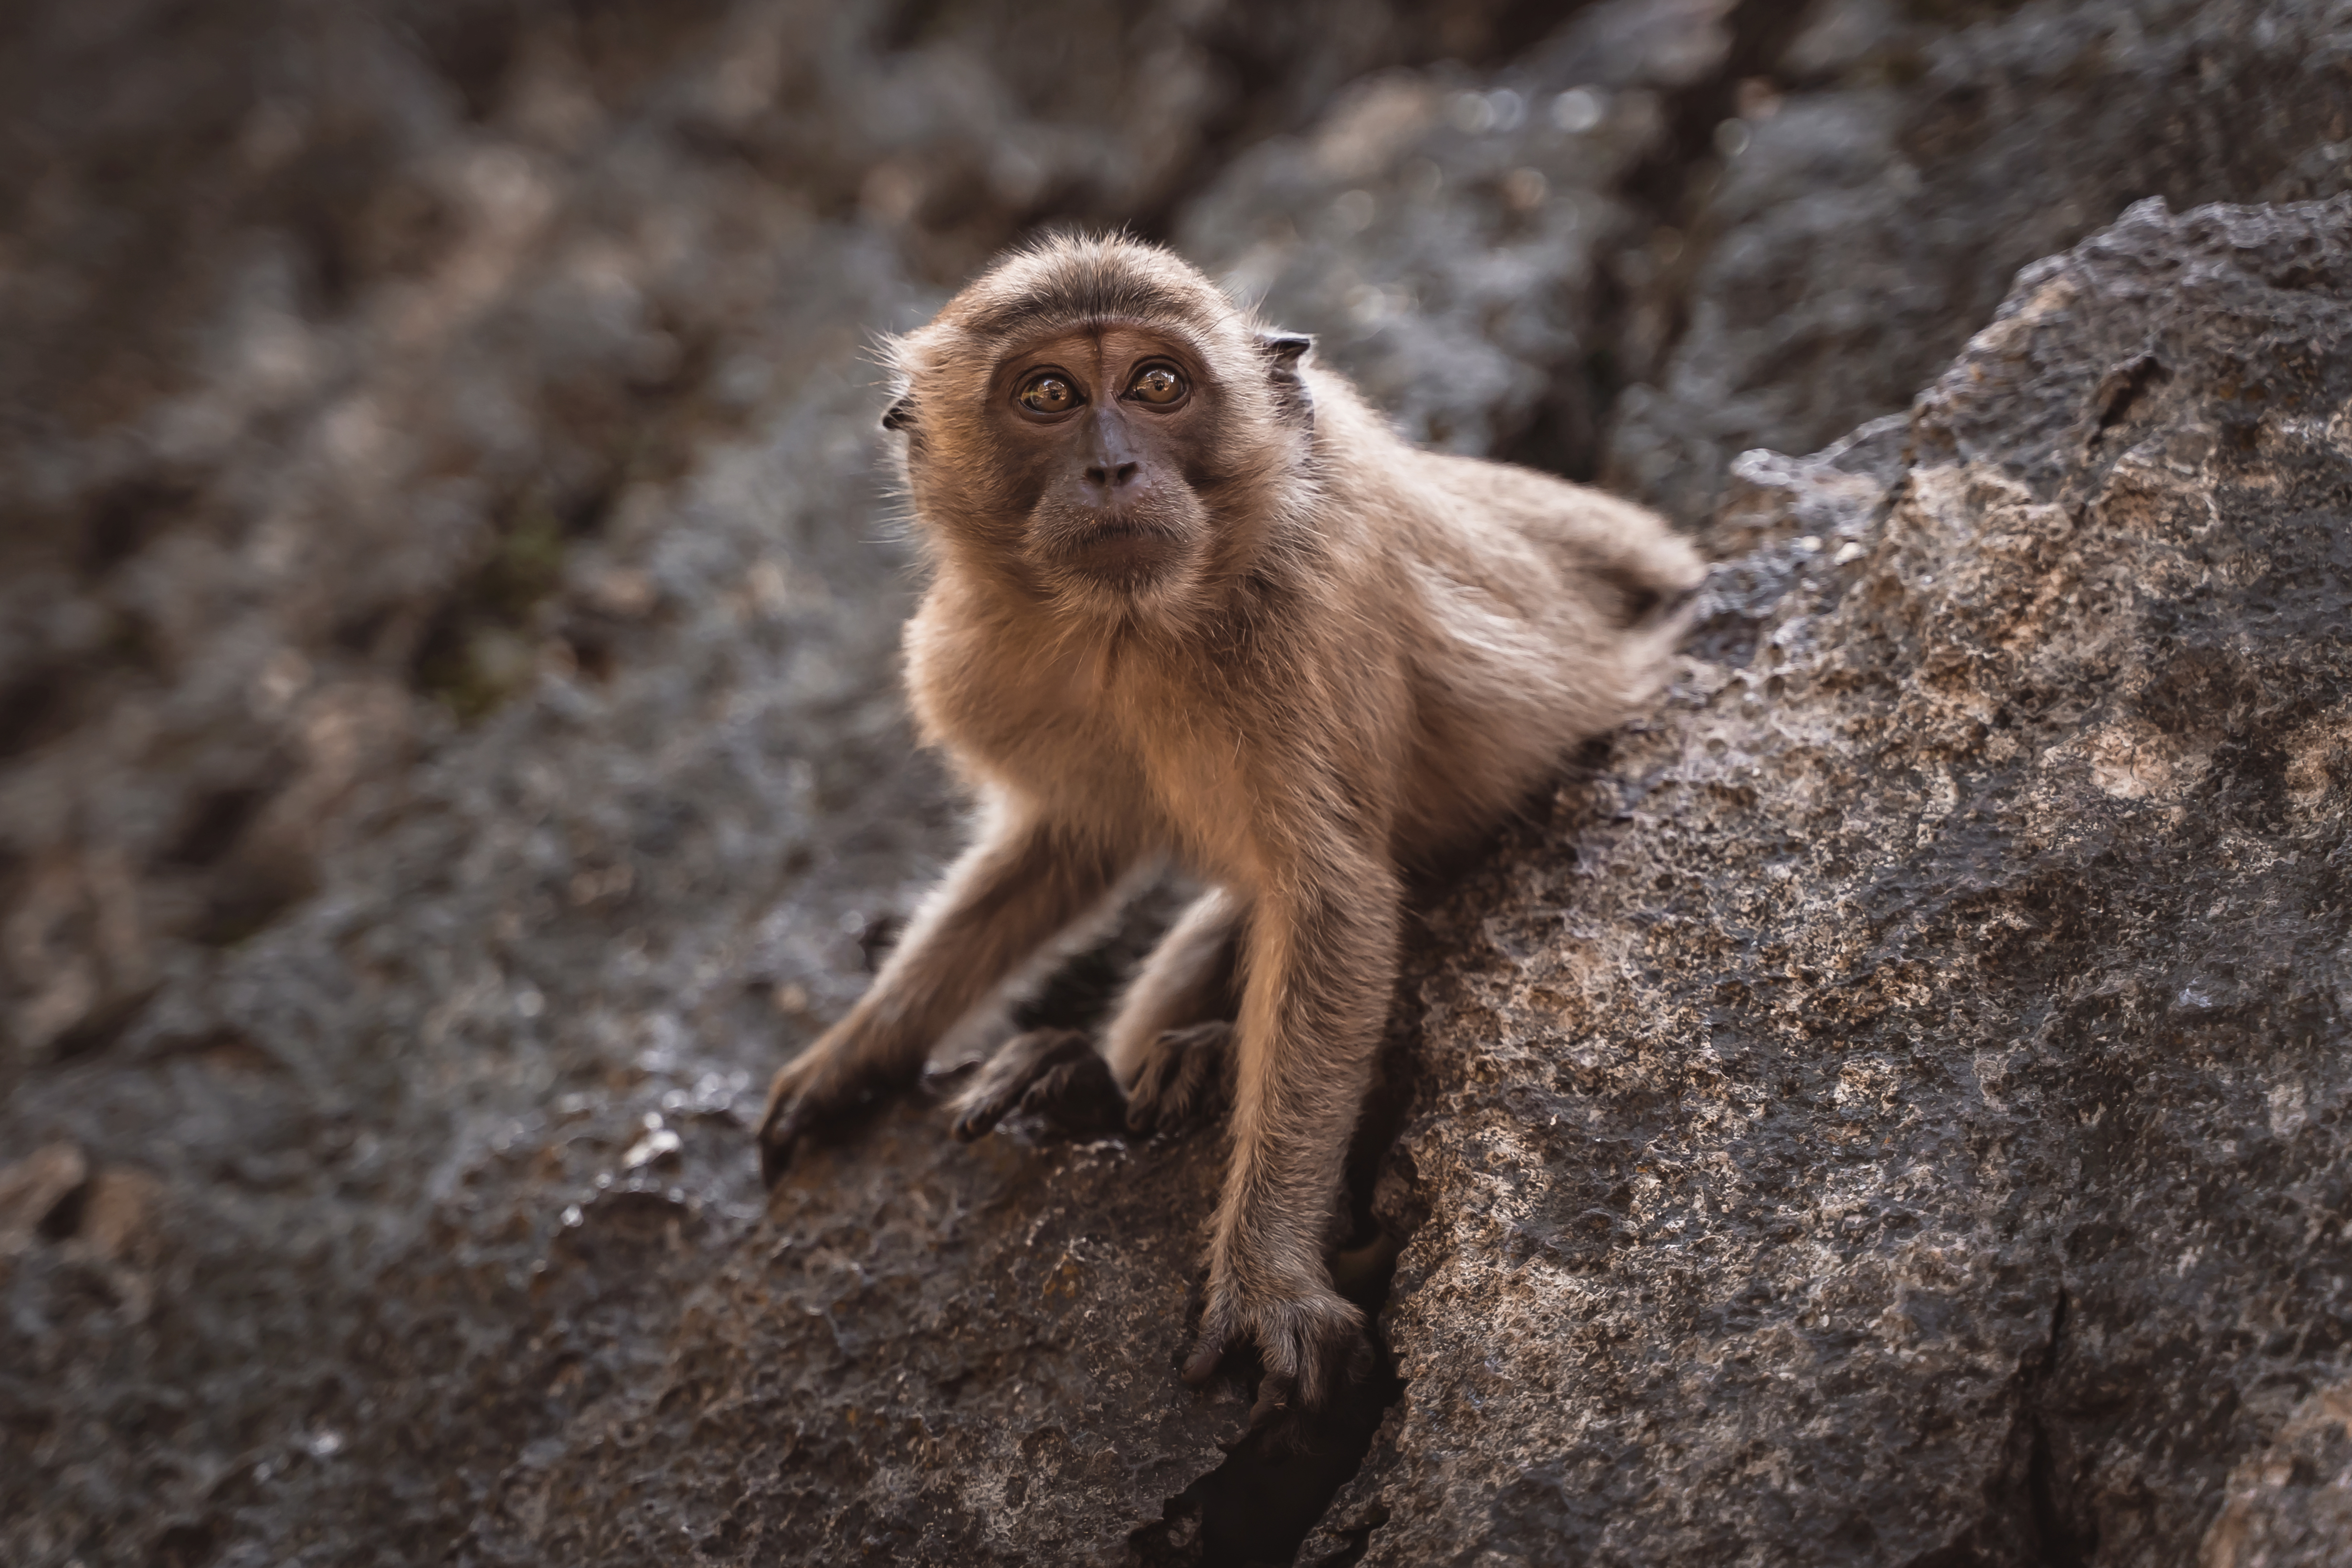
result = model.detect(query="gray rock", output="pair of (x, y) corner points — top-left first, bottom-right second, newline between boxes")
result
(1308, 194), (2352, 1567)
(1605, 0), (2352, 524)
(466, 1107), (1238, 1566)
(1178, 0), (1738, 463)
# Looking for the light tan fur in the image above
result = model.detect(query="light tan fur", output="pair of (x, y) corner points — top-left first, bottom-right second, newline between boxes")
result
(759, 235), (1703, 1415)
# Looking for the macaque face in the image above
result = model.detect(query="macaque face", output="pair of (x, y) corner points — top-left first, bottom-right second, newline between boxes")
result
(986, 326), (1215, 590)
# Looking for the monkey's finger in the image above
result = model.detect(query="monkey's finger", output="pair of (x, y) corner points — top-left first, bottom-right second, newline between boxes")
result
(1017, 1060), (1068, 1110)
(948, 1101), (1004, 1143)
(1155, 1066), (1199, 1129)
(758, 1066), (870, 1181)
(944, 1061), (1022, 1143)
(757, 1101), (810, 1185)
(1181, 1322), (1233, 1386)
(919, 1059), (981, 1094)
(1163, 1039), (1223, 1129)
(1287, 1318), (1374, 1412)
(948, 1071), (1018, 1142)
(1125, 1054), (1175, 1134)
(1018, 1054), (1124, 1135)
(1289, 1336), (1337, 1411)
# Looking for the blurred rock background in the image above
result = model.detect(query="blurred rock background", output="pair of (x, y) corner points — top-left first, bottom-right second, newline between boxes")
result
(0, 2), (2347, 1565)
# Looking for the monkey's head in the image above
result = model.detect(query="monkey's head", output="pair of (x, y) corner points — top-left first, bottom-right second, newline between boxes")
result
(882, 236), (1315, 620)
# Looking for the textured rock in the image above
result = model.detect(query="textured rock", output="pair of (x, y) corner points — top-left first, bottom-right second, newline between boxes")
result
(1175, 0), (2352, 527)
(5, 5), (2351, 1567)
(1605, 0), (2352, 523)
(1307, 195), (2352, 1566)
(466, 1108), (1237, 1565)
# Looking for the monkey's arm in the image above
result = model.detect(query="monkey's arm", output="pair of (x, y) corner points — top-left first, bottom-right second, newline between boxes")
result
(1186, 839), (1397, 1418)
(758, 803), (1125, 1180)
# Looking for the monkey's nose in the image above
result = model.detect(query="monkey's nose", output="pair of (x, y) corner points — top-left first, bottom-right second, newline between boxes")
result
(1084, 461), (1141, 489)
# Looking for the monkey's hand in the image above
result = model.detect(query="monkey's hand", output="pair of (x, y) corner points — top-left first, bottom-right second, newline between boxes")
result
(1183, 1270), (1372, 1426)
(947, 1028), (1123, 1141)
(1124, 1020), (1232, 1135)
(757, 1030), (914, 1183)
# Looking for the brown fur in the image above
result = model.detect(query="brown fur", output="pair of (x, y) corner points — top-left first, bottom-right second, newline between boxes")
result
(759, 235), (1704, 1413)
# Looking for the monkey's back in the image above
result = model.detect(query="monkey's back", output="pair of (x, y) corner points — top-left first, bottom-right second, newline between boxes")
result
(1361, 443), (1703, 868)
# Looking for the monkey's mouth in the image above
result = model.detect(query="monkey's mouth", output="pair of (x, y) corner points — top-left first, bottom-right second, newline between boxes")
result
(1024, 495), (1207, 597)
(1032, 507), (1186, 574)
(1066, 522), (1181, 584)
(1079, 516), (1164, 542)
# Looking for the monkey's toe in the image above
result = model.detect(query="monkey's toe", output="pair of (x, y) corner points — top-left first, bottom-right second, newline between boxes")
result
(1183, 1281), (1370, 1421)
(1125, 1020), (1231, 1135)
(756, 1051), (916, 1183)
(1016, 1052), (1124, 1135)
(757, 1050), (832, 1183)
(1247, 1370), (1298, 1430)
(947, 1027), (1103, 1142)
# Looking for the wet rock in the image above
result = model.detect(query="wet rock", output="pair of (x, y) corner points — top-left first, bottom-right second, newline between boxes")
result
(1315, 195), (2352, 1566)
(1178, 0), (2352, 523)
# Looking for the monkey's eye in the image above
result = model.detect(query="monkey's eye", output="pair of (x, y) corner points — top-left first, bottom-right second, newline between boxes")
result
(1127, 363), (1186, 405)
(1015, 371), (1082, 415)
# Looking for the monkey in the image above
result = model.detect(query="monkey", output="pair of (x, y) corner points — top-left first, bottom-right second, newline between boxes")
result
(758, 234), (1703, 1422)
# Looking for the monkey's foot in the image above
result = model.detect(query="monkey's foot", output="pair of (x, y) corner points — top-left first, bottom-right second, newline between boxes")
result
(1183, 1277), (1371, 1428)
(757, 1046), (907, 1185)
(948, 1028), (1123, 1142)
(1124, 1020), (1231, 1135)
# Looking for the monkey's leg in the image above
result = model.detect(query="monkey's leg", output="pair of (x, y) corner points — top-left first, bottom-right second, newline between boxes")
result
(1103, 886), (1245, 1134)
(758, 810), (1123, 1180)
(1185, 854), (1395, 1421)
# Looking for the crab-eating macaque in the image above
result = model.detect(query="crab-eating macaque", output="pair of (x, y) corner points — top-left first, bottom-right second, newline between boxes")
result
(758, 235), (1704, 1420)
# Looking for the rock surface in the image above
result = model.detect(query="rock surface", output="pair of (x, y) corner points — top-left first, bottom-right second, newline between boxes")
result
(1172, 0), (2352, 525)
(1306, 194), (2352, 1566)
(3, 3), (2350, 1567)
(1605, 0), (2352, 524)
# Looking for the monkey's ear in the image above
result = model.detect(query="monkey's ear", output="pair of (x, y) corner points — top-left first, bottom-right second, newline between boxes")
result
(1259, 332), (1313, 366)
(881, 398), (914, 432)
(1258, 332), (1315, 424)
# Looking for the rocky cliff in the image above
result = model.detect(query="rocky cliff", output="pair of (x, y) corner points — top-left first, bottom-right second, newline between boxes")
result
(1305, 191), (2352, 1568)
(2, 4), (2348, 1566)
